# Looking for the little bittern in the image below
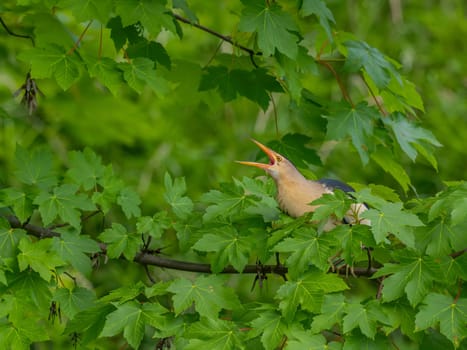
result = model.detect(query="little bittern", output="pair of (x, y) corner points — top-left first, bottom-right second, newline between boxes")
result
(238, 140), (370, 230)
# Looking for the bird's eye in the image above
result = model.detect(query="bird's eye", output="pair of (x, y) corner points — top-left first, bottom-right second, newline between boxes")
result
(276, 156), (282, 162)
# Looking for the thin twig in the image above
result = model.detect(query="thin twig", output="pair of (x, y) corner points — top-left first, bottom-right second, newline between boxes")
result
(0, 17), (35, 46)
(268, 92), (279, 137)
(98, 23), (103, 59)
(361, 74), (387, 116)
(317, 59), (354, 107)
(48, 210), (101, 230)
(454, 279), (462, 303)
(67, 20), (93, 56)
(450, 248), (467, 259)
(172, 13), (260, 68)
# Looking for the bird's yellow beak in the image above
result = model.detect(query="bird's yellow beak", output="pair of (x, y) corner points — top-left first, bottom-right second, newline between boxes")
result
(236, 139), (276, 170)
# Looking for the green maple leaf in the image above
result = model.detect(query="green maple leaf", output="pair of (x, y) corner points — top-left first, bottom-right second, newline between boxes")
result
(185, 317), (244, 350)
(17, 237), (65, 281)
(344, 40), (400, 89)
(59, 0), (113, 23)
(67, 148), (106, 191)
(86, 56), (124, 95)
(167, 275), (241, 318)
(65, 303), (115, 344)
(0, 218), (26, 259)
(343, 300), (390, 339)
(0, 188), (33, 224)
(239, 0), (299, 58)
(136, 211), (170, 239)
(199, 66), (282, 110)
(201, 185), (246, 222)
(266, 133), (321, 170)
(300, 0), (335, 41)
(173, 0), (198, 23)
(53, 287), (96, 319)
(275, 270), (349, 321)
(52, 232), (100, 276)
(327, 224), (375, 265)
(0, 294), (49, 345)
(384, 113), (442, 163)
(173, 221), (198, 252)
(286, 332), (328, 350)
(371, 148), (411, 193)
(101, 301), (167, 349)
(273, 229), (334, 275)
(7, 270), (52, 310)
(311, 190), (354, 222)
(14, 146), (57, 190)
(34, 184), (96, 229)
(362, 202), (424, 248)
(373, 254), (441, 306)
(115, 0), (177, 36)
(18, 44), (83, 90)
(323, 102), (378, 165)
(107, 16), (141, 51)
(99, 223), (140, 260)
(193, 226), (255, 273)
(429, 182), (467, 226)
(117, 187), (141, 219)
(164, 173), (193, 220)
(311, 293), (346, 333)
(92, 165), (125, 214)
(249, 310), (287, 350)
(120, 57), (170, 95)
(236, 177), (280, 222)
(127, 40), (171, 69)
(382, 300), (417, 339)
(415, 218), (461, 257)
(415, 293), (467, 347)
(275, 49), (318, 101)
(343, 334), (393, 349)
(99, 281), (146, 304)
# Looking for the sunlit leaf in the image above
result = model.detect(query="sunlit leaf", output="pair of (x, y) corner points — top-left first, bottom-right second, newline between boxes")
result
(239, 0), (299, 58)
(167, 275), (241, 318)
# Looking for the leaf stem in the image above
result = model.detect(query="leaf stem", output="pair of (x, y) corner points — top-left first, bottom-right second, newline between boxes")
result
(317, 59), (354, 107)
(361, 74), (388, 116)
(67, 20), (93, 56)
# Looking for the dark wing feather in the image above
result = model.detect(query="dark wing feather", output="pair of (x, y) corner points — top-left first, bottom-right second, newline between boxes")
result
(317, 178), (355, 193)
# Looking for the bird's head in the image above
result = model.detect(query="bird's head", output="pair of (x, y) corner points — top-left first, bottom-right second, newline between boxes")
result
(236, 140), (299, 181)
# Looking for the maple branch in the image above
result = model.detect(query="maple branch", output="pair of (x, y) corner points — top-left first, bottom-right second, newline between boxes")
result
(0, 17), (35, 46)
(172, 13), (260, 68)
(5, 214), (377, 278)
(7, 214), (466, 280)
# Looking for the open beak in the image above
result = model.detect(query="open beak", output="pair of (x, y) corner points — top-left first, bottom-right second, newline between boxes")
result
(236, 139), (276, 170)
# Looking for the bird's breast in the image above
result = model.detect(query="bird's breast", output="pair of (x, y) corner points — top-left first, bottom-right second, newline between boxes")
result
(276, 180), (330, 218)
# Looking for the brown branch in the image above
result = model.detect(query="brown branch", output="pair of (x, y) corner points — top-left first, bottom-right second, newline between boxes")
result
(450, 248), (467, 259)
(317, 59), (354, 107)
(67, 20), (93, 56)
(5, 214), (378, 278)
(172, 13), (260, 67)
(0, 17), (35, 46)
